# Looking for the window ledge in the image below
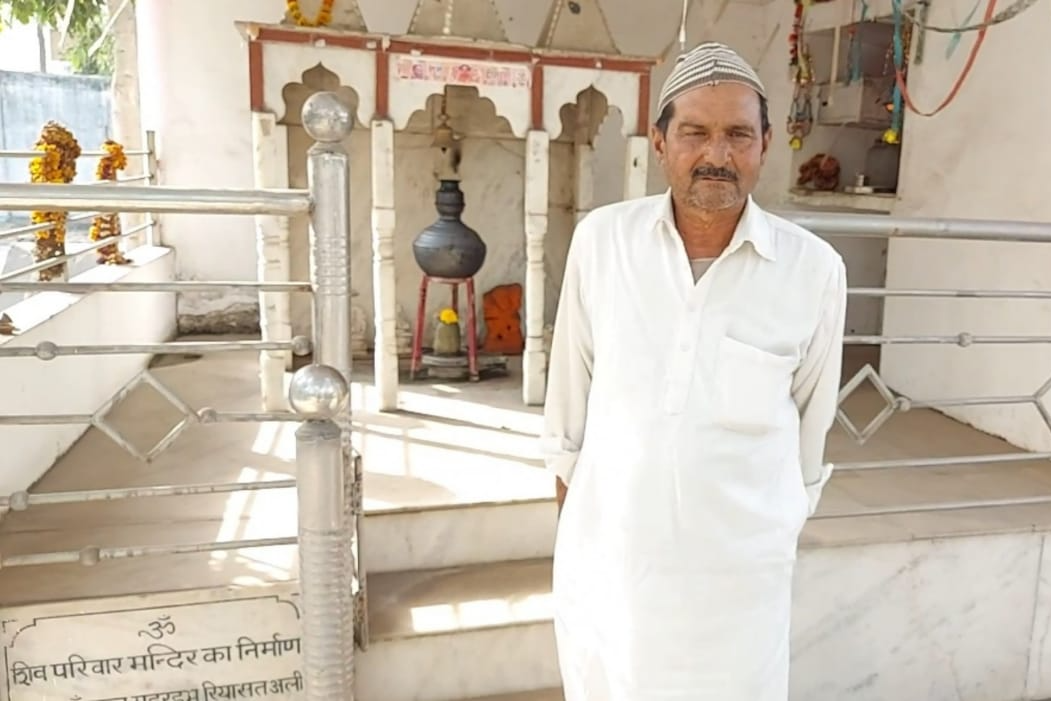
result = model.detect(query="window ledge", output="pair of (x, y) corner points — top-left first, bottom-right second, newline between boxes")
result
(787, 187), (896, 214)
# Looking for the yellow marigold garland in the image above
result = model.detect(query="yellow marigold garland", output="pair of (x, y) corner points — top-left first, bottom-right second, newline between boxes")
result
(89, 140), (130, 265)
(29, 121), (81, 281)
(287, 0), (335, 27)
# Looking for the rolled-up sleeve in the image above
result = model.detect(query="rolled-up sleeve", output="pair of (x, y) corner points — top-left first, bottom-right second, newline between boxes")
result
(792, 256), (847, 516)
(540, 226), (594, 486)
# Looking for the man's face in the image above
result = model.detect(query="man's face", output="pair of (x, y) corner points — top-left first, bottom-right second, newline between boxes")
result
(651, 83), (771, 213)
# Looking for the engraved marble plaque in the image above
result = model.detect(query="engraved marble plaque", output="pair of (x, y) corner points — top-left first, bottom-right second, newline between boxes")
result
(1, 585), (305, 701)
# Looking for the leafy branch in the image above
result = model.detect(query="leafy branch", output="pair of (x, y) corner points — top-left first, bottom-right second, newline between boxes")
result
(0, 0), (114, 75)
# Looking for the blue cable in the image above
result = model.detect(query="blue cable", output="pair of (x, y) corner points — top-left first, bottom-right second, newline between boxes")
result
(849, 0), (869, 83)
(890, 0), (904, 132)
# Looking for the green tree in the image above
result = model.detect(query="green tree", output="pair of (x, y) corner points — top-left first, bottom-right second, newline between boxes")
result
(0, 0), (114, 75)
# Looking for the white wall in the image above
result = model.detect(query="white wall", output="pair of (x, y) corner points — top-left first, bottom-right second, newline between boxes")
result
(875, 0), (1051, 450)
(745, 0), (1051, 447)
(134, 0), (897, 341)
(134, 0), (773, 330)
(134, 0), (269, 327)
(0, 247), (176, 502)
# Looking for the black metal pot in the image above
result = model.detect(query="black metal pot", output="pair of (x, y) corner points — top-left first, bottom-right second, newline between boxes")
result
(412, 179), (487, 279)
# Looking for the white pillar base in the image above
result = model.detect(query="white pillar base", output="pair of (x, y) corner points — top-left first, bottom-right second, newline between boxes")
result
(523, 130), (550, 406)
(624, 135), (649, 201)
(371, 120), (398, 412)
(574, 143), (594, 223)
(251, 111), (292, 412)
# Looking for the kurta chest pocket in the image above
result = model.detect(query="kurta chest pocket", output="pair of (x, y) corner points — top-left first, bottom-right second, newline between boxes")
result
(714, 336), (798, 434)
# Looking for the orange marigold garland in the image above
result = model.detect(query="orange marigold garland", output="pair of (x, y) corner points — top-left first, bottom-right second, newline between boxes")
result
(287, 0), (335, 26)
(89, 140), (130, 265)
(29, 121), (81, 281)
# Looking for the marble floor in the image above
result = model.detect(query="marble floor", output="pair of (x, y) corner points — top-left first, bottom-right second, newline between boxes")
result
(2, 343), (1051, 606)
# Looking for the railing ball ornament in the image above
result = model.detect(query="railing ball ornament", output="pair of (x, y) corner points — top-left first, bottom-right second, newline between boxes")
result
(79, 546), (100, 566)
(288, 364), (349, 421)
(197, 407), (218, 424)
(8, 491), (29, 511)
(35, 341), (58, 361)
(301, 92), (353, 144)
(290, 334), (313, 357)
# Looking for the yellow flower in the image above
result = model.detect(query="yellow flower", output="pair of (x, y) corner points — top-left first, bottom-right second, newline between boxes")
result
(438, 308), (459, 325)
(28, 121), (80, 278)
(287, 0), (335, 26)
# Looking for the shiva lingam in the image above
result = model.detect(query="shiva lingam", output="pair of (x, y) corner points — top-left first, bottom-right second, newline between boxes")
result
(408, 93), (509, 381)
(409, 179), (508, 382)
(409, 179), (494, 381)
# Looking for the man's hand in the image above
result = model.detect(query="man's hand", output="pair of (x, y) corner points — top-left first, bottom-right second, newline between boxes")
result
(555, 477), (568, 517)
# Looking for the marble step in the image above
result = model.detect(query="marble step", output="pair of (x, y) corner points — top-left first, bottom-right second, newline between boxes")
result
(462, 690), (563, 701)
(363, 497), (557, 573)
(357, 558), (559, 701)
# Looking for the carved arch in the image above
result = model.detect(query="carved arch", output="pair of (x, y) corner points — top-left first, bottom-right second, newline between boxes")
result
(280, 64), (361, 129)
(260, 42), (375, 128)
(400, 87), (515, 139)
(388, 54), (532, 137)
(553, 86), (629, 145)
(543, 65), (641, 139)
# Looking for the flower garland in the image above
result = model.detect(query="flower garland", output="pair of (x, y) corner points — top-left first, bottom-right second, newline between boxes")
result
(28, 121), (81, 282)
(287, 0), (335, 27)
(786, 0), (815, 150)
(89, 140), (130, 265)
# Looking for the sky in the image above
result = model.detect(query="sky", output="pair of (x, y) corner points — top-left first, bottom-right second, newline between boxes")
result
(0, 20), (62, 73)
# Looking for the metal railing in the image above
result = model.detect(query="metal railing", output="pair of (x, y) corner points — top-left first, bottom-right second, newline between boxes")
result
(0, 131), (159, 292)
(775, 209), (1051, 519)
(0, 93), (357, 701)
(1, 96), (1051, 699)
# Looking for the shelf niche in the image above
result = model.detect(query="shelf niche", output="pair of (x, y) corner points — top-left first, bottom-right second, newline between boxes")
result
(790, 17), (905, 202)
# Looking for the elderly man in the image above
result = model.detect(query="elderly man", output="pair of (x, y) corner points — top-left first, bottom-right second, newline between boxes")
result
(541, 42), (847, 701)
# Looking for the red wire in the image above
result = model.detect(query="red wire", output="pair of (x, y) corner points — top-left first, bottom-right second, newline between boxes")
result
(894, 0), (998, 117)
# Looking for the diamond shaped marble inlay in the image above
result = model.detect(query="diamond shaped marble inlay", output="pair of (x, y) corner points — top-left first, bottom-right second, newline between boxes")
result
(91, 370), (197, 462)
(836, 364), (899, 445)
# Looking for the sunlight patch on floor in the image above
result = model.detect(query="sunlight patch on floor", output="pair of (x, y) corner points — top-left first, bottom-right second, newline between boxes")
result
(208, 465), (298, 577)
(409, 593), (554, 634)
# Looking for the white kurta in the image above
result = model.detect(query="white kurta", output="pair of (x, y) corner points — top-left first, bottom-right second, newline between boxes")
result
(542, 191), (847, 701)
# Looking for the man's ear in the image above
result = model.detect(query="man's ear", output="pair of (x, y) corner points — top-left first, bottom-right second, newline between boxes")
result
(650, 124), (667, 163)
(760, 128), (772, 165)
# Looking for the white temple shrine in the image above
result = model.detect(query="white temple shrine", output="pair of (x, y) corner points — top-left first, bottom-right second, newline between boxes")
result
(240, 0), (658, 410)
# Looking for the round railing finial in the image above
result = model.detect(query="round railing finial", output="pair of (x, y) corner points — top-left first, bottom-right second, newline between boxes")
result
(288, 364), (349, 420)
(302, 91), (353, 143)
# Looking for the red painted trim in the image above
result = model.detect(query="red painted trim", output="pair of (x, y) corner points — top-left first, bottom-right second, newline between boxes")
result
(637, 72), (651, 135)
(256, 25), (375, 50)
(375, 50), (390, 120)
(531, 65), (544, 131)
(539, 56), (654, 73)
(249, 41), (264, 112)
(251, 25), (656, 73)
(248, 24), (657, 122)
(387, 38), (531, 65)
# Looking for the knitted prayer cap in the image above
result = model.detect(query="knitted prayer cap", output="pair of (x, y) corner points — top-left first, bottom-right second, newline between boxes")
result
(657, 42), (766, 117)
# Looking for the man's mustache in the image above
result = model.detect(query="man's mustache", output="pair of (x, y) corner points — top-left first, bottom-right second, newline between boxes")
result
(692, 166), (738, 182)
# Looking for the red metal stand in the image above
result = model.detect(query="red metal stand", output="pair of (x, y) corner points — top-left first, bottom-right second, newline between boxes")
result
(410, 275), (479, 381)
